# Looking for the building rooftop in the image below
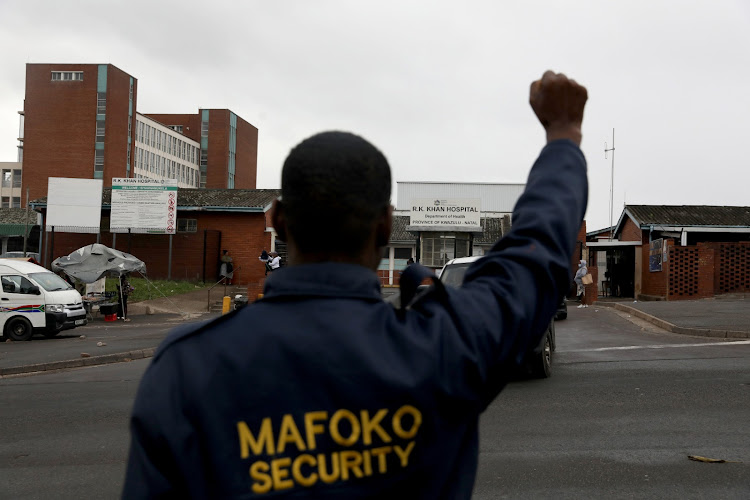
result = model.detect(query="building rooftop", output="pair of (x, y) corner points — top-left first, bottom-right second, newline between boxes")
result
(31, 188), (281, 211)
(625, 205), (750, 227)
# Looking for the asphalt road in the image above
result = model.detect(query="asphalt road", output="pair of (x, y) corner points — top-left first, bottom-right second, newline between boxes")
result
(1, 306), (749, 499)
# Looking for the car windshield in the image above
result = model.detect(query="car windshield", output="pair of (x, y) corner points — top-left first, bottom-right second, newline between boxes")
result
(440, 263), (473, 288)
(29, 272), (73, 292)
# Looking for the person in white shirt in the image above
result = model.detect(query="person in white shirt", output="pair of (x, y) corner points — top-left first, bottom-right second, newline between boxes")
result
(269, 251), (281, 271)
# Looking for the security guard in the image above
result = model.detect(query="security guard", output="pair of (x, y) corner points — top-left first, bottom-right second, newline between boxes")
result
(123, 70), (588, 499)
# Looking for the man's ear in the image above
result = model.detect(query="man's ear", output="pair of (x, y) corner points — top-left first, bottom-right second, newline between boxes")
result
(270, 199), (288, 242)
(375, 205), (393, 248)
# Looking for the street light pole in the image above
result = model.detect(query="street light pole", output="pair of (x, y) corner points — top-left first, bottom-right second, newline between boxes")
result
(604, 129), (615, 241)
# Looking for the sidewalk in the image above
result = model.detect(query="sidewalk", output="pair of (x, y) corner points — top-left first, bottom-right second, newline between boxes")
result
(2, 290), (748, 378)
(0, 288), (225, 377)
(594, 295), (750, 339)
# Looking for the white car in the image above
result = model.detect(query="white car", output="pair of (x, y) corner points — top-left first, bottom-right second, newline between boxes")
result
(439, 256), (556, 378)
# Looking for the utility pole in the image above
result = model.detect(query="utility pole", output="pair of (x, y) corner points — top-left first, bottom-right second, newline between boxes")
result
(604, 129), (615, 241)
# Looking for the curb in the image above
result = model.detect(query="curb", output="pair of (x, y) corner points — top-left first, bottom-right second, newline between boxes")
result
(596, 302), (750, 340)
(0, 347), (157, 378)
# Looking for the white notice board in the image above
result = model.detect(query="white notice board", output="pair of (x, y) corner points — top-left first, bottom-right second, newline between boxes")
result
(46, 178), (103, 233)
(110, 178), (178, 234)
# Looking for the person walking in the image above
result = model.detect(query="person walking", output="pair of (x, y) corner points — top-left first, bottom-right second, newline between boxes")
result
(574, 259), (588, 308)
(116, 273), (134, 322)
(220, 249), (234, 285)
(268, 251), (281, 272)
(123, 70), (589, 498)
(259, 249), (271, 275)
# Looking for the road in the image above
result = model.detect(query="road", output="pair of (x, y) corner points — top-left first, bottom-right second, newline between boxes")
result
(1, 306), (748, 499)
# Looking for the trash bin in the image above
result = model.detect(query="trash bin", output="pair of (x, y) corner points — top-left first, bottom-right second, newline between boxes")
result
(233, 295), (248, 310)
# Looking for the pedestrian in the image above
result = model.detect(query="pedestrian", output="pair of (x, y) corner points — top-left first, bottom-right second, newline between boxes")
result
(116, 273), (134, 322)
(259, 249), (271, 275)
(407, 257), (414, 266)
(268, 251), (281, 272)
(123, 70), (588, 498)
(574, 259), (588, 308)
(220, 249), (234, 285)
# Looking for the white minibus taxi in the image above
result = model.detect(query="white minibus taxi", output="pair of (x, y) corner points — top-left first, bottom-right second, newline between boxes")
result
(0, 259), (87, 341)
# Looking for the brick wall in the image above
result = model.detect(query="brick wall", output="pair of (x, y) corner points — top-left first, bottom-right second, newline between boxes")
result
(22, 64), (135, 201)
(640, 238), (669, 298)
(43, 211), (273, 298)
(234, 115), (258, 189)
(620, 217), (643, 242)
(205, 110), (230, 189)
(143, 113), (201, 143)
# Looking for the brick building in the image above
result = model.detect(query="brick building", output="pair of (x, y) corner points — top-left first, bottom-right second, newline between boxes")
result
(587, 205), (750, 301)
(32, 189), (281, 299)
(20, 63), (258, 202)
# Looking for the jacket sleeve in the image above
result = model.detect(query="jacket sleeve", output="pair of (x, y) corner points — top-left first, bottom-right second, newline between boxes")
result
(426, 139), (587, 407)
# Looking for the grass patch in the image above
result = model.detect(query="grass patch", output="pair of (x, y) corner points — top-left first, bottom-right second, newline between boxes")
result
(104, 277), (210, 303)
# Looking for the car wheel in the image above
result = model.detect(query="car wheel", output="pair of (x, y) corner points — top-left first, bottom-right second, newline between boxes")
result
(530, 330), (552, 379)
(6, 317), (33, 341)
(549, 320), (556, 351)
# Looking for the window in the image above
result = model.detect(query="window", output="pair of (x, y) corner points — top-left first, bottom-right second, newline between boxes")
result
(169, 125), (183, 134)
(1, 170), (10, 188)
(201, 120), (209, 137)
(1, 197), (9, 208)
(12, 197), (20, 208)
(97, 92), (106, 114)
(12, 170), (21, 188)
(94, 150), (104, 172)
(51, 71), (83, 81)
(394, 248), (412, 260)
(1, 275), (38, 294)
(420, 233), (471, 268)
(177, 219), (197, 233)
(96, 119), (105, 142)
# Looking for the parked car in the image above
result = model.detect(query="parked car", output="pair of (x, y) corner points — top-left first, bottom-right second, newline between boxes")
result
(0, 258), (87, 341)
(438, 256), (556, 378)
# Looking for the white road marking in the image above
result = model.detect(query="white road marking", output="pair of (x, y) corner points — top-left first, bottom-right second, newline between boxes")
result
(561, 340), (750, 353)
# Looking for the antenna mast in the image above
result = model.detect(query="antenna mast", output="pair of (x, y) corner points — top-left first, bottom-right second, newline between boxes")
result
(604, 129), (615, 242)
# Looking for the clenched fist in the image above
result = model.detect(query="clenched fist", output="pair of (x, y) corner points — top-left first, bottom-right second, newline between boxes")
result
(530, 71), (588, 146)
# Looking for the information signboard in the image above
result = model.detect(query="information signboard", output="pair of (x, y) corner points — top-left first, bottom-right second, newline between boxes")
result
(649, 238), (663, 272)
(110, 178), (178, 234)
(409, 198), (481, 230)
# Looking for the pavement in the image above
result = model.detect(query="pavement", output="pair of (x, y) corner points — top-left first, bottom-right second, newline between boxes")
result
(1, 288), (748, 378)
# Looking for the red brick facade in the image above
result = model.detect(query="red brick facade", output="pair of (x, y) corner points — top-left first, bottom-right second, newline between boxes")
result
(22, 64), (258, 202)
(22, 64), (137, 202)
(144, 110), (258, 190)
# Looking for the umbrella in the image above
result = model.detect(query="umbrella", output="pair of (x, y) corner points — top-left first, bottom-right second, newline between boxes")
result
(51, 243), (146, 284)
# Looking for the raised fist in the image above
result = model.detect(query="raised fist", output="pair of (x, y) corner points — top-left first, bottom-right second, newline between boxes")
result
(529, 71), (588, 146)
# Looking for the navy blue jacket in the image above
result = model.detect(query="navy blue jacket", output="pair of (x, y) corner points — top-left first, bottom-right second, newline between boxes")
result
(123, 139), (587, 499)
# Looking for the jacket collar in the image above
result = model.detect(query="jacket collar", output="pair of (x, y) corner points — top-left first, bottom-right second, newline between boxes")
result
(262, 263), (383, 301)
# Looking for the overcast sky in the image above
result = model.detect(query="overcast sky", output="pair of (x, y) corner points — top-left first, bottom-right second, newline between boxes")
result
(1, 0), (748, 231)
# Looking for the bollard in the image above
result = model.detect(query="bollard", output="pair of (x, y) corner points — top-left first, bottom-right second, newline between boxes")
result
(222, 296), (232, 315)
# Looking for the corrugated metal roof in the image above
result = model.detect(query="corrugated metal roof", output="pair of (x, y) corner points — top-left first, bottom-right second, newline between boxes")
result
(32, 188), (281, 210)
(0, 208), (38, 236)
(396, 182), (524, 213)
(626, 205), (750, 227)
